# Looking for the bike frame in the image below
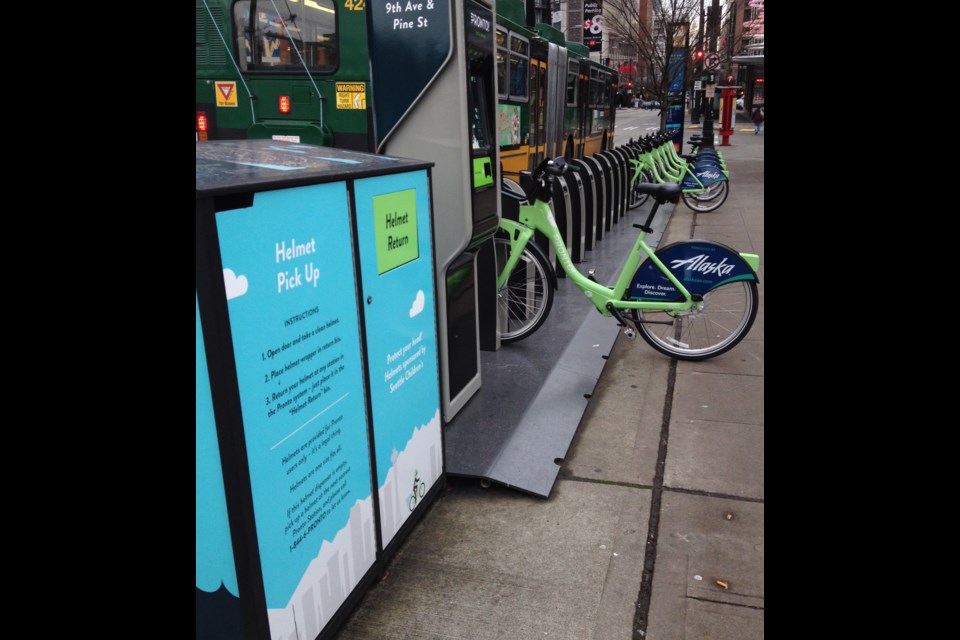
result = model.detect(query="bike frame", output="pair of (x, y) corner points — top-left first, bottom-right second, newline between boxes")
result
(629, 150), (719, 195)
(498, 200), (699, 317)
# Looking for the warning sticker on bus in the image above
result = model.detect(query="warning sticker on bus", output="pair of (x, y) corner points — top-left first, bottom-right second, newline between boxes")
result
(336, 83), (366, 110)
(215, 81), (238, 107)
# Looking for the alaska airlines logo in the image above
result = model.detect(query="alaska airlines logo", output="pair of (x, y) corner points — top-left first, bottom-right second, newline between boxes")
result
(670, 254), (735, 277)
(696, 170), (722, 180)
(470, 12), (491, 31)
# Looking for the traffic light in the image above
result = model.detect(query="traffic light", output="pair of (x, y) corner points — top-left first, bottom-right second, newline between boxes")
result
(627, 82), (633, 89)
(694, 50), (704, 62)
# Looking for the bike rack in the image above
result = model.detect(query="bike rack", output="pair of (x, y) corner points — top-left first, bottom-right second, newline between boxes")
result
(578, 155), (606, 244)
(565, 167), (586, 263)
(592, 152), (616, 234)
(570, 158), (597, 252)
(550, 173), (574, 276)
(609, 147), (631, 223)
(617, 144), (639, 210)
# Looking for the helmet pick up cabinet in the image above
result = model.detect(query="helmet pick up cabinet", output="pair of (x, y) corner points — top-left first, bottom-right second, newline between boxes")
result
(196, 140), (444, 640)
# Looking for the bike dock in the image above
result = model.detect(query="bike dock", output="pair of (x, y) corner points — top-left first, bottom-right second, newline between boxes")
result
(443, 142), (672, 497)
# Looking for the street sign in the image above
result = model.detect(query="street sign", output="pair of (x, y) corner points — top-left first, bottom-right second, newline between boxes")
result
(705, 52), (720, 70)
(705, 85), (716, 98)
(694, 80), (702, 91)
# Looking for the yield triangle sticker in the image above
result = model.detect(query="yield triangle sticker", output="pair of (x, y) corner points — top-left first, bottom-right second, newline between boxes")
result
(215, 82), (238, 107)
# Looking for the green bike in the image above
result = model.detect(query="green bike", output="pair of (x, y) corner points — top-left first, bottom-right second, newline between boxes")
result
(495, 157), (759, 360)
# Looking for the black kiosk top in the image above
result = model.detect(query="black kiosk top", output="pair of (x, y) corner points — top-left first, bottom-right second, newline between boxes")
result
(196, 140), (434, 197)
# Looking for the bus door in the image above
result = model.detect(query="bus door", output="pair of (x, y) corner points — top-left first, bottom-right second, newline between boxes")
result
(563, 58), (581, 158)
(579, 68), (592, 155)
(496, 27), (530, 177)
(543, 42), (567, 161)
(528, 57), (547, 170)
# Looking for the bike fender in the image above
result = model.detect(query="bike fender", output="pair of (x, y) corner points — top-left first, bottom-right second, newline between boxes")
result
(681, 166), (727, 188)
(628, 241), (759, 301)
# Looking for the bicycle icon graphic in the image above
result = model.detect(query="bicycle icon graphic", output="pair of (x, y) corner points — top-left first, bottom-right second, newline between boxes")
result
(407, 474), (426, 511)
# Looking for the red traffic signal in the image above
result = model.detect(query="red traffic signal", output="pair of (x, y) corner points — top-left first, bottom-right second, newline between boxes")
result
(627, 82), (633, 88)
(694, 50), (704, 61)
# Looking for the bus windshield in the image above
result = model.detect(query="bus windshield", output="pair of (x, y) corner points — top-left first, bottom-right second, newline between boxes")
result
(234, 0), (338, 73)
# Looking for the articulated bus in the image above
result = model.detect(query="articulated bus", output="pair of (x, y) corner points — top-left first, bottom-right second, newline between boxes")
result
(495, 0), (618, 177)
(196, 0), (372, 150)
(196, 0), (617, 163)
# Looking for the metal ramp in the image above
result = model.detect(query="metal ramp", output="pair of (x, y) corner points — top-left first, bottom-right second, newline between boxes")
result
(443, 197), (672, 497)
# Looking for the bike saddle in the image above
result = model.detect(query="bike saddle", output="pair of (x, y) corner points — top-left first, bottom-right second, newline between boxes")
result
(633, 182), (681, 203)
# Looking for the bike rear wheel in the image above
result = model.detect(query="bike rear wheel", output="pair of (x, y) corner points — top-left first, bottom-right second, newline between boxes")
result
(681, 180), (729, 213)
(495, 237), (554, 343)
(631, 279), (758, 360)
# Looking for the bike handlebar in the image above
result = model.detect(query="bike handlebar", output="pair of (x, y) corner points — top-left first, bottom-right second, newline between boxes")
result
(522, 156), (578, 203)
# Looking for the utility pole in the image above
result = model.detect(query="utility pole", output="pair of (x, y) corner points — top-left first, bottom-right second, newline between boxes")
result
(566, 0), (582, 43)
(692, 0), (704, 124)
(701, 0), (720, 147)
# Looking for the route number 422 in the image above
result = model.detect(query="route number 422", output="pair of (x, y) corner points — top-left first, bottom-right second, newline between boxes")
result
(344, 0), (365, 9)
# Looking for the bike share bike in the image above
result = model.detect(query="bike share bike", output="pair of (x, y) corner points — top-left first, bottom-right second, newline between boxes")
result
(495, 157), (758, 360)
(626, 132), (729, 213)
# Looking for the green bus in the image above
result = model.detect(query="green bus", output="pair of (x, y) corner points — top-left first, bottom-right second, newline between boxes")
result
(494, 0), (618, 177)
(196, 0), (372, 150)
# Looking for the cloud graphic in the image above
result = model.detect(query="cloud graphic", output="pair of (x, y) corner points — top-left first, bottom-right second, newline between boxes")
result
(223, 268), (248, 300)
(409, 290), (425, 318)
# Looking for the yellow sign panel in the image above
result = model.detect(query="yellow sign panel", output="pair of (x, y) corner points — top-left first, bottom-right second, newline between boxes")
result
(336, 82), (366, 110)
(215, 82), (238, 107)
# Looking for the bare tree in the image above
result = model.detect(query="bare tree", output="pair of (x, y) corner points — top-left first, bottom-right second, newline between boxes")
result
(602, 0), (701, 128)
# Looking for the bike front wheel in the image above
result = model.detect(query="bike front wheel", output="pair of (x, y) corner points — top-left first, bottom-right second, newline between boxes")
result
(631, 280), (758, 360)
(688, 179), (726, 201)
(495, 237), (555, 343)
(681, 180), (729, 213)
(628, 169), (653, 210)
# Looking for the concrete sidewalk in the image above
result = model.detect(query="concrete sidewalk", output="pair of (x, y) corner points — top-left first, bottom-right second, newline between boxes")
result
(333, 123), (764, 640)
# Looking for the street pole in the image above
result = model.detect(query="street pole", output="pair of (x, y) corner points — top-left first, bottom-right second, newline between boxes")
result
(692, 0), (704, 124)
(701, 73), (715, 147)
(700, 0), (721, 148)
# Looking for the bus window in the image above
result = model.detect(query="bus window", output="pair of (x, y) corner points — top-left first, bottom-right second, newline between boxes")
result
(508, 34), (529, 101)
(496, 28), (508, 99)
(566, 60), (579, 106)
(234, 0), (338, 73)
(589, 68), (600, 107)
